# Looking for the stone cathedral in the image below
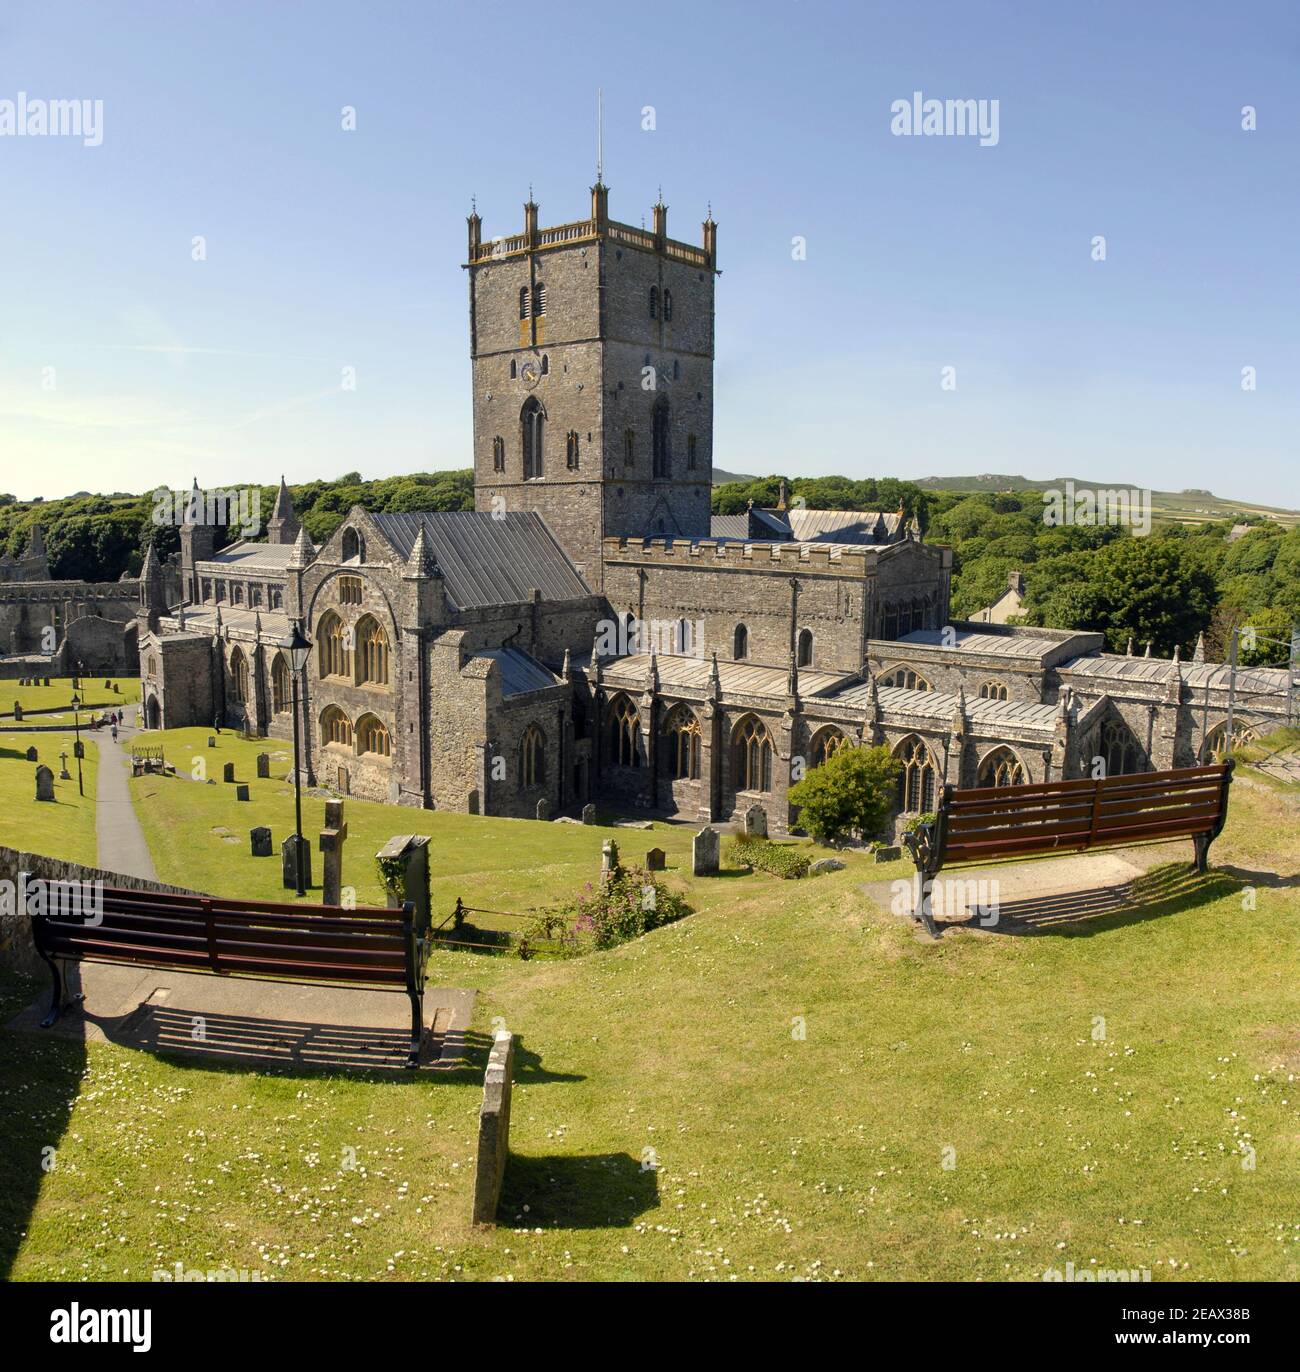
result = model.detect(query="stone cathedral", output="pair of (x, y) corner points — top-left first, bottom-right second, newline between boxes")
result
(137, 182), (1293, 837)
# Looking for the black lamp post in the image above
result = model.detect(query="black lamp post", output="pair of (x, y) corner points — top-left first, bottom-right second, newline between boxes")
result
(70, 691), (84, 797)
(282, 621), (313, 896)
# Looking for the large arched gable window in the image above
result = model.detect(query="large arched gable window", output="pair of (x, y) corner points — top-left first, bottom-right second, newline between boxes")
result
(976, 746), (1026, 789)
(797, 628), (814, 668)
(356, 615), (390, 687)
(356, 713), (391, 757)
(608, 695), (641, 768)
(271, 653), (290, 715)
(895, 735), (938, 813)
(321, 705), (353, 749)
(733, 715), (773, 793)
(340, 527), (364, 563)
(520, 724), (546, 787)
(229, 646), (249, 704)
(521, 396), (544, 480)
(318, 611), (352, 679)
(733, 623), (748, 660)
(664, 706), (701, 780)
(652, 395), (672, 479)
(809, 726), (848, 770)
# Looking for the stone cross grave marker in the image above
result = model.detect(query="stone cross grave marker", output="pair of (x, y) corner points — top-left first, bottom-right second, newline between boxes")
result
(319, 799), (348, 906)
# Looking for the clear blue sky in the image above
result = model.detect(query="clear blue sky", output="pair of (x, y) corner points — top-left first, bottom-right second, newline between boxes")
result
(1, 0), (1296, 506)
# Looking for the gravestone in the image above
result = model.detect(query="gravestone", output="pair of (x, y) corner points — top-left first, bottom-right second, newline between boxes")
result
(282, 834), (311, 890)
(13, 703), (21, 721)
(535, 797), (551, 821)
(59, 751), (71, 780)
(873, 845), (902, 863)
(235, 784), (250, 802)
(250, 826), (272, 857)
(744, 804), (768, 839)
(222, 762), (235, 783)
(466, 789), (480, 815)
(44, 677), (51, 686)
(375, 834), (431, 933)
(581, 803), (596, 825)
(73, 741), (84, 759)
(319, 799), (348, 906)
(810, 857), (846, 875)
(25, 746), (37, 762)
(208, 736), (216, 748)
(692, 826), (720, 876)
(34, 765), (55, 802)
(645, 847), (666, 872)
(256, 753), (270, 779)
(103, 679), (111, 689)
(600, 839), (620, 884)
(472, 1031), (516, 1225)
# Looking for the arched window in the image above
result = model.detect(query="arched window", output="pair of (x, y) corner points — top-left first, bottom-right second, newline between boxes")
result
(879, 666), (932, 692)
(978, 679), (1009, 701)
(340, 527), (364, 563)
(797, 628), (814, 668)
(356, 713), (391, 757)
(652, 396), (672, 478)
(662, 289), (673, 321)
(733, 716), (773, 793)
(687, 434), (697, 470)
(977, 746), (1026, 788)
(520, 724), (546, 787)
(521, 397), (544, 480)
(493, 435), (505, 473)
(1200, 720), (1258, 762)
(609, 695), (640, 768)
(356, 616), (390, 687)
(649, 285), (659, 318)
(229, 647), (249, 704)
(566, 430), (580, 470)
(321, 705), (353, 749)
(147, 655), (157, 677)
(318, 611), (352, 679)
(1101, 717), (1145, 778)
(532, 282), (546, 316)
(733, 623), (748, 660)
(895, 736), (937, 813)
(665, 707), (701, 780)
(674, 618), (694, 655)
(810, 727), (848, 769)
(519, 286), (529, 321)
(624, 429), (635, 467)
(271, 653), (290, 715)
(540, 353), (549, 375)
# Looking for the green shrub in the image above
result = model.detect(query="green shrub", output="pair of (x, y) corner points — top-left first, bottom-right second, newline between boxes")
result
(530, 866), (693, 954)
(788, 743), (901, 844)
(725, 834), (811, 879)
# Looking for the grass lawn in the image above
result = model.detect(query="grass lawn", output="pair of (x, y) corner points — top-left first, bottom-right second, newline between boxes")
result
(0, 731), (100, 865)
(1, 739), (1298, 1282)
(2, 676), (137, 719)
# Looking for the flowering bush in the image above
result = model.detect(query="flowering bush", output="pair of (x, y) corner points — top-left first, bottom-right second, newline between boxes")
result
(525, 867), (693, 954)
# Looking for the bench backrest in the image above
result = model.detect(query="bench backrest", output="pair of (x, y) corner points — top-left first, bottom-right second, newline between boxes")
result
(32, 884), (422, 992)
(932, 762), (1232, 868)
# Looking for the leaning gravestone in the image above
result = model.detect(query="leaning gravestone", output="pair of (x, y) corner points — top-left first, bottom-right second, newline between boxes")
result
(744, 803), (768, 839)
(646, 847), (666, 872)
(319, 799), (347, 906)
(535, 797), (551, 821)
(581, 803), (596, 825)
(282, 834), (312, 890)
(250, 826), (272, 857)
(25, 747), (37, 762)
(692, 826), (720, 876)
(256, 753), (270, 779)
(222, 762), (235, 783)
(34, 765), (55, 802)
(235, 784), (250, 802)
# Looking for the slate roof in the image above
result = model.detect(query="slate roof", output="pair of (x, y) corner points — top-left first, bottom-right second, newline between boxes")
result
(371, 512), (589, 610)
(828, 680), (1061, 729)
(1060, 654), (1293, 695)
(600, 652), (851, 698)
(708, 509), (905, 545)
(893, 628), (1070, 662)
(478, 647), (561, 697)
(203, 541), (298, 572)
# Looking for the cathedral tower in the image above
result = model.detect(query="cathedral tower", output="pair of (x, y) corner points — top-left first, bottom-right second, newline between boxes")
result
(466, 184), (717, 587)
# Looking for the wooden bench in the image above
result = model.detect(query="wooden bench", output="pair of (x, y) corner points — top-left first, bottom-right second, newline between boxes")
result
(28, 878), (428, 1067)
(901, 762), (1234, 937)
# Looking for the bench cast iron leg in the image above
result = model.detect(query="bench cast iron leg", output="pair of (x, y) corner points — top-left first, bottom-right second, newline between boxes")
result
(405, 990), (423, 1069)
(1192, 833), (1209, 875)
(38, 955), (65, 1029)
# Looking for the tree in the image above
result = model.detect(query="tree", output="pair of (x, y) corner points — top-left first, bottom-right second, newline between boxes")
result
(789, 743), (901, 845)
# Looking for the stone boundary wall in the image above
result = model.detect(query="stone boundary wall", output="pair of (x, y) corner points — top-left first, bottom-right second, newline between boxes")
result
(0, 846), (203, 979)
(472, 1030), (517, 1225)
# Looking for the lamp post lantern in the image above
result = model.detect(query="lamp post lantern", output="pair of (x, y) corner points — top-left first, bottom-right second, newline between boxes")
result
(282, 621), (313, 896)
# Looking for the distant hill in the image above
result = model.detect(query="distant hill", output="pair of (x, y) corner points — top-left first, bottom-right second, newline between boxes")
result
(915, 474), (1300, 528)
(711, 467), (759, 486)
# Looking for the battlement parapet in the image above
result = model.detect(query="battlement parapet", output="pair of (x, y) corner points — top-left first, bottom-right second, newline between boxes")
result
(601, 536), (875, 578)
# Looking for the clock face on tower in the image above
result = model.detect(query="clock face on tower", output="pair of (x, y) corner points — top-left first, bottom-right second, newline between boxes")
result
(519, 359), (540, 389)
